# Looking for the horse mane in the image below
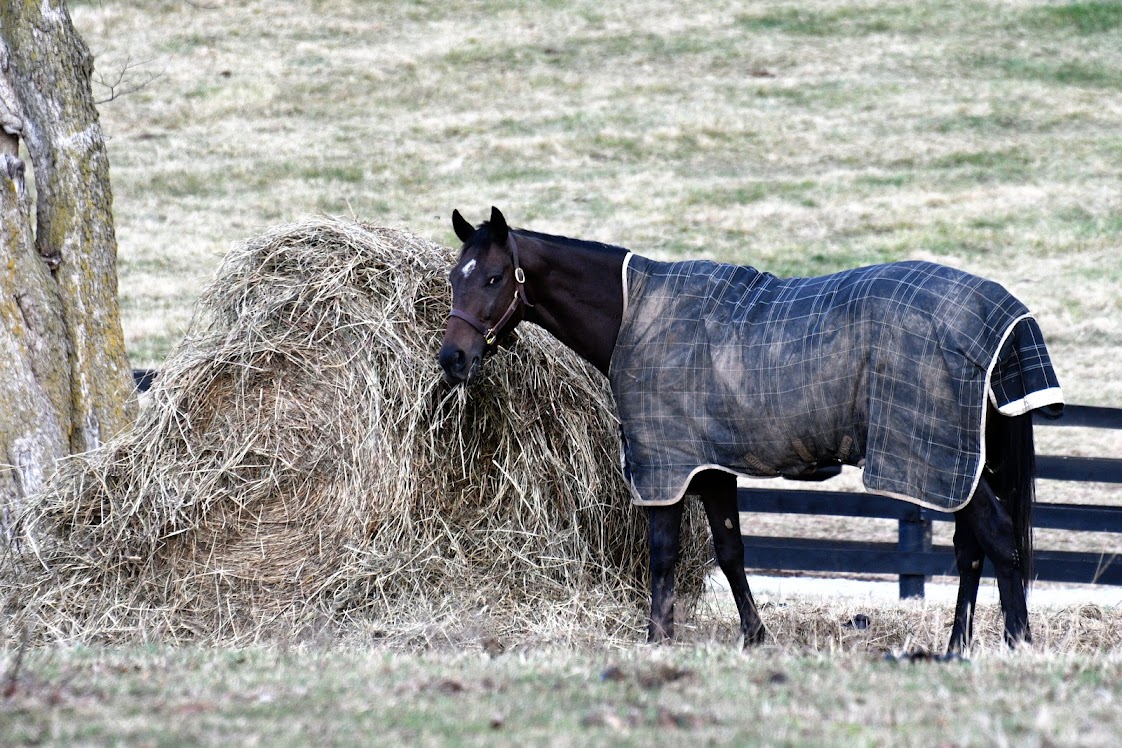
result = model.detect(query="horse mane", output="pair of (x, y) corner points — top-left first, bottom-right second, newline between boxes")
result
(515, 228), (630, 256)
(465, 222), (629, 257)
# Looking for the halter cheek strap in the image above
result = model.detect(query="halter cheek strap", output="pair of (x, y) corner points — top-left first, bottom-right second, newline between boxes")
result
(448, 233), (534, 352)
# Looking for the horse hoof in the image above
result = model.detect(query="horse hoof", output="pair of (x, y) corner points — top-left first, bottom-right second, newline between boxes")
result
(741, 626), (767, 648)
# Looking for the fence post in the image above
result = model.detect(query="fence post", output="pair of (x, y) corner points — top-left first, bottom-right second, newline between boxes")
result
(898, 507), (932, 598)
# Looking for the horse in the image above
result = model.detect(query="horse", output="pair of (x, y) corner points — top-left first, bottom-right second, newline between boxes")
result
(438, 207), (1064, 653)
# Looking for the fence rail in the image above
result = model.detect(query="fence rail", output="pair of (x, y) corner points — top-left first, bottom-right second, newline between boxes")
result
(739, 404), (1122, 598)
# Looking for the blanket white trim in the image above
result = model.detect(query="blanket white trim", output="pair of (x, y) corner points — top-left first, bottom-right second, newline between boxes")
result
(621, 252), (634, 319)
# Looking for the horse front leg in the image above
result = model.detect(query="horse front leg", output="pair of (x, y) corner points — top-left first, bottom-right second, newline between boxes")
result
(647, 501), (685, 643)
(695, 470), (767, 647)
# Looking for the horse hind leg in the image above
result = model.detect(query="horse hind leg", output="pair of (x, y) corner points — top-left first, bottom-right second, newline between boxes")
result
(947, 512), (984, 655)
(695, 470), (767, 647)
(957, 477), (1031, 647)
(646, 501), (685, 643)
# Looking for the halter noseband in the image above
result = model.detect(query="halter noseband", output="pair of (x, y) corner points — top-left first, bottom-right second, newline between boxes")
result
(448, 233), (534, 352)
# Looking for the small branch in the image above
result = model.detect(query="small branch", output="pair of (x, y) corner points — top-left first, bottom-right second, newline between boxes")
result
(92, 55), (164, 105)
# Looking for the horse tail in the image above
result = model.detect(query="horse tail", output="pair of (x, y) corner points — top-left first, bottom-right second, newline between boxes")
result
(985, 409), (1036, 588)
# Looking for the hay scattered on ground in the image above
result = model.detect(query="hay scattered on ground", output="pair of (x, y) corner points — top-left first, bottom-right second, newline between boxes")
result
(1, 216), (711, 646)
(686, 595), (1122, 656)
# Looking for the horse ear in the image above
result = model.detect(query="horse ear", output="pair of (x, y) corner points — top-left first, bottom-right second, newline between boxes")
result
(452, 209), (475, 244)
(489, 206), (509, 246)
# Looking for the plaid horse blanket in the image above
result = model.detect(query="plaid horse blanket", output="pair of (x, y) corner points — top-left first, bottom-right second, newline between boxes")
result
(609, 255), (1064, 511)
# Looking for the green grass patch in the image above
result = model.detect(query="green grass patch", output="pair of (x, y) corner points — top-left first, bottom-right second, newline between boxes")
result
(981, 55), (1122, 89)
(144, 170), (226, 199)
(1056, 205), (1122, 238)
(926, 109), (1034, 134)
(686, 180), (819, 209)
(774, 248), (907, 277)
(441, 41), (572, 70)
(878, 221), (1017, 262)
(855, 172), (915, 189)
(301, 163), (366, 184)
(118, 253), (186, 276)
(927, 148), (1035, 183)
(664, 230), (907, 278)
(125, 332), (183, 368)
(443, 30), (740, 77)
(736, 6), (935, 36)
(747, 81), (856, 111)
(162, 31), (223, 55)
(1027, 1), (1122, 34)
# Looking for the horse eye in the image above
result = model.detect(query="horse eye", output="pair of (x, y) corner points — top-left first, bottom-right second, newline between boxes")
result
(487, 274), (502, 286)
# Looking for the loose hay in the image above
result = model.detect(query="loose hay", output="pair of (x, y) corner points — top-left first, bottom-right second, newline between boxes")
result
(1, 217), (711, 646)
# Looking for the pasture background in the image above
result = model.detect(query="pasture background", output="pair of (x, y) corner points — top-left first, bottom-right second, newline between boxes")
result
(3, 0), (1122, 743)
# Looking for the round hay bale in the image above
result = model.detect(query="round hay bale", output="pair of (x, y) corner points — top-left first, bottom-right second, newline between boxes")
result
(3, 217), (711, 646)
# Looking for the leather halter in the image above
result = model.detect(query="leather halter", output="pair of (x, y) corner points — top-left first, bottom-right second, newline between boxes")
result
(447, 233), (534, 353)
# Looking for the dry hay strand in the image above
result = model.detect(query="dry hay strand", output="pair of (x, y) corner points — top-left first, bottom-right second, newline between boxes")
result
(2, 216), (711, 646)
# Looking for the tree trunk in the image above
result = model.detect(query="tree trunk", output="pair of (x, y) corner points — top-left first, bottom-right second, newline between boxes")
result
(0, 1), (135, 521)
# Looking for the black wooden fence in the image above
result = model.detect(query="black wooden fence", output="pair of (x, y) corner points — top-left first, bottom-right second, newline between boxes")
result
(738, 405), (1122, 598)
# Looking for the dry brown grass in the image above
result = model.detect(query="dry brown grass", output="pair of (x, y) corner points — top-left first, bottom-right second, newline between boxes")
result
(1, 217), (712, 647)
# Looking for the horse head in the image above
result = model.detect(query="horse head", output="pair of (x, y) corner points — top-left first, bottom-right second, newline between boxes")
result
(438, 207), (532, 385)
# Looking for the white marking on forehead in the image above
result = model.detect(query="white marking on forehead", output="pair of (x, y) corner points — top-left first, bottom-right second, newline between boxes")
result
(460, 259), (477, 279)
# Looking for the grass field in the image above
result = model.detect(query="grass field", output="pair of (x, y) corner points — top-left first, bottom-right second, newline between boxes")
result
(4, 0), (1122, 743)
(5, 642), (1122, 745)
(79, 0), (1122, 400)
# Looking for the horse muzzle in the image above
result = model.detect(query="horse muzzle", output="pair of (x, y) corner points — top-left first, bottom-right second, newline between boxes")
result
(438, 342), (481, 386)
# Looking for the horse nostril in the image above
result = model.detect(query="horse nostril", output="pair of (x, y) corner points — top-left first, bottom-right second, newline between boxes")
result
(438, 345), (468, 380)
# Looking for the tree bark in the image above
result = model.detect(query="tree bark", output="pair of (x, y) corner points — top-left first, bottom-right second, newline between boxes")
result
(0, 1), (135, 520)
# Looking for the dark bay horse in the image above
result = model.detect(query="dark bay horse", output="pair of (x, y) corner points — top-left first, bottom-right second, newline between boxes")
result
(438, 207), (1064, 653)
